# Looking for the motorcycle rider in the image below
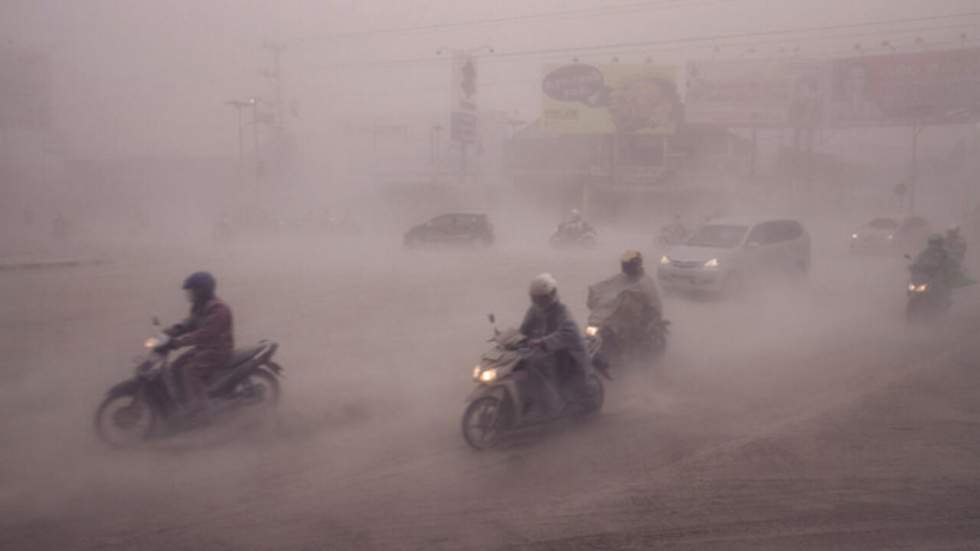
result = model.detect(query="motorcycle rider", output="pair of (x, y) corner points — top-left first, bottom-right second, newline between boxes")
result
(945, 226), (967, 264)
(161, 272), (234, 421)
(558, 209), (595, 238)
(587, 251), (664, 355)
(520, 273), (592, 413)
(911, 235), (955, 303)
(590, 250), (664, 316)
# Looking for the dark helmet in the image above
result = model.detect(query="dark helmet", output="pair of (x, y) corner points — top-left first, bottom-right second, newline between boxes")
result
(621, 249), (644, 277)
(182, 271), (216, 301)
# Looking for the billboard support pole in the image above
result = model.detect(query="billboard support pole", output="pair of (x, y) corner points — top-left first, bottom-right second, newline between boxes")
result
(909, 123), (921, 216)
(749, 128), (758, 177)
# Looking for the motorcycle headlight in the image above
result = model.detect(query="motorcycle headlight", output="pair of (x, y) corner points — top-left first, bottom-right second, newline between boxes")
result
(704, 258), (720, 268)
(851, 233), (859, 239)
(585, 325), (599, 337)
(479, 368), (498, 383)
(887, 234), (894, 240)
(144, 336), (161, 349)
(659, 255), (670, 265)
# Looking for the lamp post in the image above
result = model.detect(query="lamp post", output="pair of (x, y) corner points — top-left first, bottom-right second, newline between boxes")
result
(430, 124), (443, 169)
(225, 100), (249, 166)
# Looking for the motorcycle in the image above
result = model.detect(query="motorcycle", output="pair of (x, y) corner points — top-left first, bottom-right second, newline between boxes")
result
(461, 315), (609, 450)
(585, 313), (669, 370)
(94, 321), (284, 447)
(585, 283), (669, 369)
(549, 225), (598, 249)
(905, 264), (951, 322)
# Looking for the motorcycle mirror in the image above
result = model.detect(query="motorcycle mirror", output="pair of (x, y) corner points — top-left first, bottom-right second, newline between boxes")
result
(152, 316), (161, 327)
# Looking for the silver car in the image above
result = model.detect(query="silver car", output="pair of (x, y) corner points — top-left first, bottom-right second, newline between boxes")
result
(657, 218), (811, 295)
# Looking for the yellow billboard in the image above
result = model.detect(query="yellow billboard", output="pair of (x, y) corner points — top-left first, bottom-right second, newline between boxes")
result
(541, 63), (680, 135)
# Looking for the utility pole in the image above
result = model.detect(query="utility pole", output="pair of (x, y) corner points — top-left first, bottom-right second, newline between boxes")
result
(225, 100), (249, 166)
(910, 122), (922, 215)
(248, 97), (261, 180)
(261, 41), (286, 130)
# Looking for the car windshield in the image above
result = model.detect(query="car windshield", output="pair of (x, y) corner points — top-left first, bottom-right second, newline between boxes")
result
(869, 218), (898, 230)
(687, 224), (748, 248)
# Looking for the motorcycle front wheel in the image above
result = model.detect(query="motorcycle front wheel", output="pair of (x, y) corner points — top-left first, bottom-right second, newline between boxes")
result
(462, 396), (504, 450)
(577, 374), (605, 419)
(94, 391), (157, 447)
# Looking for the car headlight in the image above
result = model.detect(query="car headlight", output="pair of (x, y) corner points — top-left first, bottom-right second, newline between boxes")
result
(887, 234), (894, 240)
(851, 233), (859, 239)
(479, 368), (498, 383)
(472, 366), (482, 380)
(704, 258), (720, 268)
(144, 336), (161, 349)
(659, 255), (670, 265)
(585, 325), (599, 337)
(908, 283), (928, 293)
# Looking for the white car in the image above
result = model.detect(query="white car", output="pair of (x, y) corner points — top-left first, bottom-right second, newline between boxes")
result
(657, 218), (811, 295)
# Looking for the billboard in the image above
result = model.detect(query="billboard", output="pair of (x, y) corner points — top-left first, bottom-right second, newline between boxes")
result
(685, 58), (828, 128)
(829, 48), (980, 127)
(540, 63), (680, 135)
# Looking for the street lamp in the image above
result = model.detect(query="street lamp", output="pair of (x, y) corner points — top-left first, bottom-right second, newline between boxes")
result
(246, 97), (274, 179)
(225, 100), (250, 166)
(430, 124), (443, 169)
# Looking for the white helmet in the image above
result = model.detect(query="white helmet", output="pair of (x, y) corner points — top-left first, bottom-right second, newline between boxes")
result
(529, 273), (558, 307)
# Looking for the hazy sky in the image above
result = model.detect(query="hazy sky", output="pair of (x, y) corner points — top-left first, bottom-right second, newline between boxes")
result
(1, 0), (976, 160)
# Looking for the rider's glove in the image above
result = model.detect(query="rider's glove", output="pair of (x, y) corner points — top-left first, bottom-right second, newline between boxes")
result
(528, 339), (547, 350)
(153, 342), (175, 354)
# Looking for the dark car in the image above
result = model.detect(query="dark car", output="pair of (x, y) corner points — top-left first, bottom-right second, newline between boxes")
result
(894, 216), (932, 252)
(404, 213), (494, 248)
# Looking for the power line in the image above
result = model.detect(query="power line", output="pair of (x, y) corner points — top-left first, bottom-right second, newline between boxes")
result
(314, 15), (980, 71)
(493, 21), (980, 62)
(300, 0), (733, 42)
(489, 10), (980, 59)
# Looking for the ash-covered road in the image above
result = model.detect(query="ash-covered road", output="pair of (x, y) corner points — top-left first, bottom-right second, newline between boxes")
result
(2, 231), (979, 550)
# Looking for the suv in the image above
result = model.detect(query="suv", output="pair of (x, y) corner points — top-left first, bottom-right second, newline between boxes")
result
(657, 218), (811, 295)
(404, 213), (494, 248)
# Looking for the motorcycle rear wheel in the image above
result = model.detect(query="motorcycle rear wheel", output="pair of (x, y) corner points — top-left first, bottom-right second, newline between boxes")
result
(462, 396), (504, 450)
(237, 368), (281, 408)
(94, 391), (157, 447)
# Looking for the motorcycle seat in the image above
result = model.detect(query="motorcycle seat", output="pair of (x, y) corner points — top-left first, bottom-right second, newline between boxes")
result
(224, 345), (265, 369)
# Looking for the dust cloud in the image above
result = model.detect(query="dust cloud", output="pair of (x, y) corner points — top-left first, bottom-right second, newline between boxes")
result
(3, 1), (980, 550)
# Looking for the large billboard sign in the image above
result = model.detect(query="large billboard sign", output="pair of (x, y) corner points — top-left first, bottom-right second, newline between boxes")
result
(541, 63), (680, 135)
(685, 59), (827, 128)
(829, 48), (980, 127)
